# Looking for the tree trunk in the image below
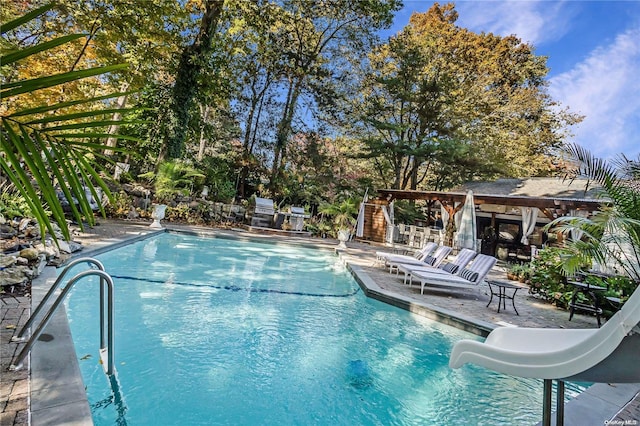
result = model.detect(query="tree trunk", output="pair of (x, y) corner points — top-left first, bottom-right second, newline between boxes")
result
(270, 78), (301, 190)
(197, 104), (211, 161)
(104, 90), (129, 156)
(163, 0), (225, 160)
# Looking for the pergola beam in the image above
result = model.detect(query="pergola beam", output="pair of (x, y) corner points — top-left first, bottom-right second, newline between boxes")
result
(378, 189), (605, 215)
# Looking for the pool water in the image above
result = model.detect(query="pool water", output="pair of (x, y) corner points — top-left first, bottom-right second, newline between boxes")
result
(65, 233), (586, 425)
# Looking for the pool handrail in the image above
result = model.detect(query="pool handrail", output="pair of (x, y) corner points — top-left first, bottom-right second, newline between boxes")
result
(13, 257), (106, 342)
(10, 268), (116, 375)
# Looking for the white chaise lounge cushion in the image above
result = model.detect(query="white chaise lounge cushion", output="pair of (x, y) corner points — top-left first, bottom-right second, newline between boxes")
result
(407, 254), (496, 293)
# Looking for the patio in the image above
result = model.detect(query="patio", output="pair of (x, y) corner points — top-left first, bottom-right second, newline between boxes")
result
(1, 219), (638, 425)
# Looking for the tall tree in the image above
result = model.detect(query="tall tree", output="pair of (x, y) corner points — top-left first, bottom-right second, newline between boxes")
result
(351, 3), (582, 191)
(263, 0), (400, 194)
(223, 0), (282, 197)
(218, 0), (400, 198)
(6, 0), (190, 155)
(162, 0), (225, 161)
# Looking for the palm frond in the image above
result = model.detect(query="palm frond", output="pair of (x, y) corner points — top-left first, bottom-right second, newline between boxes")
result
(0, 3), (53, 34)
(23, 108), (140, 124)
(550, 143), (640, 281)
(1, 64), (129, 98)
(7, 91), (137, 117)
(1, 3), (138, 242)
(1, 34), (87, 64)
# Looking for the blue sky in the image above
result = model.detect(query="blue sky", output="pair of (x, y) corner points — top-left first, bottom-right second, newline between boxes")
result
(384, 1), (640, 160)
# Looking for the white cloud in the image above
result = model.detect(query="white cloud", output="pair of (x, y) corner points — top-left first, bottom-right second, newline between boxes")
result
(454, 0), (573, 45)
(392, 1), (640, 159)
(549, 26), (640, 158)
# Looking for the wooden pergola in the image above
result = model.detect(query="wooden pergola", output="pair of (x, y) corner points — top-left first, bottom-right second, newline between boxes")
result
(377, 189), (605, 221)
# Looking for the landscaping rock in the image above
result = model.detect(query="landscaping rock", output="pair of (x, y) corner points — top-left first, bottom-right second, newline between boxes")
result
(0, 216), (87, 295)
(0, 255), (16, 269)
(19, 248), (39, 261)
(0, 265), (30, 286)
(34, 241), (59, 259)
(58, 240), (83, 254)
(0, 224), (17, 239)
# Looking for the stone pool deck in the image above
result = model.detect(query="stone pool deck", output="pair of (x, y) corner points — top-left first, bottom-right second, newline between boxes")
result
(1, 219), (639, 425)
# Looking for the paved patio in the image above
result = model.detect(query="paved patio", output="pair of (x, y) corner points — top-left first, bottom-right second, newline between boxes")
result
(1, 219), (638, 425)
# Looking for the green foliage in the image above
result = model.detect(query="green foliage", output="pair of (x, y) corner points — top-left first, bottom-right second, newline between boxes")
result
(528, 246), (636, 312)
(165, 203), (191, 222)
(197, 156), (236, 203)
(163, 0), (225, 160)
(0, 3), (138, 241)
(507, 263), (532, 283)
(103, 190), (134, 218)
(546, 145), (640, 282)
(351, 3), (580, 190)
(599, 275), (638, 304)
(318, 198), (359, 231)
(115, 83), (172, 166)
(392, 200), (425, 225)
(0, 183), (32, 219)
(528, 247), (576, 308)
(304, 215), (337, 238)
(139, 160), (205, 203)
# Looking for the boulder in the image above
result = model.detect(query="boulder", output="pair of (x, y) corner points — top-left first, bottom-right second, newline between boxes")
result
(0, 266), (30, 286)
(0, 224), (17, 239)
(19, 247), (39, 261)
(0, 255), (16, 269)
(18, 217), (31, 231)
(34, 242), (59, 259)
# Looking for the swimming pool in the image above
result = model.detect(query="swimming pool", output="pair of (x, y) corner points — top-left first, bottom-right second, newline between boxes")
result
(65, 233), (586, 425)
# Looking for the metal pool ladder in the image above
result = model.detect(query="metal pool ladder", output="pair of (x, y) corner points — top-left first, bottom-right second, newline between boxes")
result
(10, 257), (116, 375)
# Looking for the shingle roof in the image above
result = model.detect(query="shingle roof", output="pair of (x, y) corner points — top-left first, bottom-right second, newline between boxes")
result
(452, 178), (603, 200)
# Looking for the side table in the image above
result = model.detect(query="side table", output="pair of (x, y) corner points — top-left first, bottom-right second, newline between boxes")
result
(487, 280), (524, 315)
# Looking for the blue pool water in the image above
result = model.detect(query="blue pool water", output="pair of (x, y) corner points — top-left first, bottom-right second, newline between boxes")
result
(65, 233), (586, 425)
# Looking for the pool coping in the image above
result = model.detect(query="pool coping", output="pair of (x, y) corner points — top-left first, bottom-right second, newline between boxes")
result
(28, 227), (639, 425)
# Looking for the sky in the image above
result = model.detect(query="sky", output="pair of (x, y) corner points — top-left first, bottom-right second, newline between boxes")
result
(383, 0), (640, 160)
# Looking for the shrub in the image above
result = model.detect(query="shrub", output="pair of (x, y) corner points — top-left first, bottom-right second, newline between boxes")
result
(0, 183), (31, 219)
(528, 247), (575, 308)
(103, 190), (134, 218)
(529, 246), (638, 314)
(507, 263), (532, 283)
(139, 160), (205, 203)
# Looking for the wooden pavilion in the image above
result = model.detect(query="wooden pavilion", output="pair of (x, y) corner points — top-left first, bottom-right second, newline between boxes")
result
(359, 178), (606, 257)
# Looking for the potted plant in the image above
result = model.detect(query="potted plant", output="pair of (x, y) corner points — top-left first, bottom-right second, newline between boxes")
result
(506, 263), (521, 281)
(319, 199), (358, 248)
(518, 263), (532, 283)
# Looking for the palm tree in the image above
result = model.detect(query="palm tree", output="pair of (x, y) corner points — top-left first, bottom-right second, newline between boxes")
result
(1, 3), (137, 242)
(319, 199), (359, 232)
(547, 144), (640, 282)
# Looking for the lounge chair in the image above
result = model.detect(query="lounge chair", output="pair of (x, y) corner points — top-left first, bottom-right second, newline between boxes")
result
(409, 254), (497, 294)
(396, 248), (477, 285)
(387, 245), (452, 274)
(449, 277), (640, 426)
(375, 242), (438, 271)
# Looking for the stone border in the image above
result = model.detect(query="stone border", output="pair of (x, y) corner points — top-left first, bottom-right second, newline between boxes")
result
(347, 263), (495, 337)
